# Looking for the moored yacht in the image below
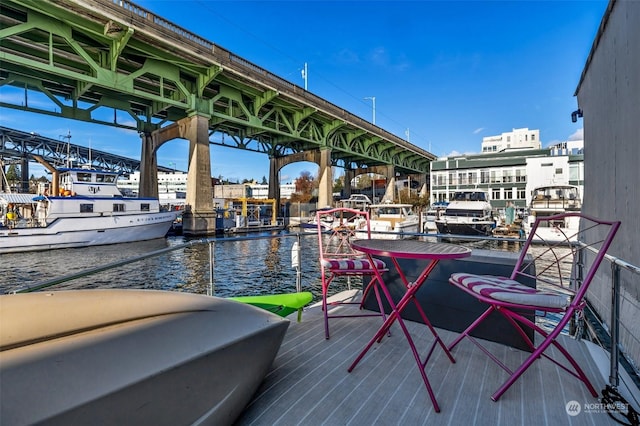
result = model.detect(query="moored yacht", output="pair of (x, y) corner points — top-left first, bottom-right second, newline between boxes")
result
(0, 164), (177, 254)
(435, 191), (495, 236)
(359, 201), (419, 239)
(527, 184), (582, 242)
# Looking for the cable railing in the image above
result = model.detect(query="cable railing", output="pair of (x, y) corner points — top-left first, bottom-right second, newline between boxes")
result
(5, 229), (639, 410)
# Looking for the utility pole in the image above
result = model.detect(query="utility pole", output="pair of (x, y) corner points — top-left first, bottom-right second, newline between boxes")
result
(301, 62), (308, 90)
(364, 96), (376, 124)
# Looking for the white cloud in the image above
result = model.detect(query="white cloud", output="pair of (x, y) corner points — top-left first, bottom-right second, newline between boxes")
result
(568, 128), (583, 141)
(473, 127), (484, 134)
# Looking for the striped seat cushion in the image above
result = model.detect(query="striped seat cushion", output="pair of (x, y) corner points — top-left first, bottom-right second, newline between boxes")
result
(321, 257), (386, 271)
(450, 273), (570, 309)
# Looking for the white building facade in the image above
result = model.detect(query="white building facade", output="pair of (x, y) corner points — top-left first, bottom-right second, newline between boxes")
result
(481, 128), (542, 153)
(431, 140), (584, 210)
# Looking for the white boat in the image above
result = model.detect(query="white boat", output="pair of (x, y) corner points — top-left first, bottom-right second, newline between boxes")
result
(435, 191), (495, 236)
(423, 201), (448, 233)
(339, 193), (372, 211)
(527, 184), (582, 242)
(300, 206), (336, 233)
(0, 166), (177, 254)
(360, 202), (419, 239)
(0, 289), (289, 425)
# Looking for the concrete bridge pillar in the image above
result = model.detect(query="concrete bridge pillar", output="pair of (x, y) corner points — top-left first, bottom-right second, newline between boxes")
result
(182, 115), (216, 235)
(383, 165), (396, 202)
(139, 133), (159, 198)
(343, 169), (354, 198)
(317, 149), (333, 207)
(268, 157), (281, 203)
(145, 114), (216, 235)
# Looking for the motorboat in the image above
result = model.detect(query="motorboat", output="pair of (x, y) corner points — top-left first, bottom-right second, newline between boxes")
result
(0, 289), (290, 425)
(361, 202), (419, 239)
(0, 163), (177, 254)
(423, 201), (448, 233)
(299, 206), (336, 233)
(435, 191), (495, 236)
(339, 193), (372, 211)
(527, 184), (582, 242)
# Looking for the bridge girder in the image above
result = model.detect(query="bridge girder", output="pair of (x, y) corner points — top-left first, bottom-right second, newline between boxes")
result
(1, 0), (435, 175)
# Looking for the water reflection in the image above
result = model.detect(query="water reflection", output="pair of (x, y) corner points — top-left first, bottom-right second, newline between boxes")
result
(1, 232), (526, 301)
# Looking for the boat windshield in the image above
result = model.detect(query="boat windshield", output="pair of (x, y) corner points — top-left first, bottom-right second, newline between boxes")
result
(453, 192), (487, 201)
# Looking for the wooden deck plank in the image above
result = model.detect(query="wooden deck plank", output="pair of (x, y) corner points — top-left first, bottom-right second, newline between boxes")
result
(236, 297), (619, 426)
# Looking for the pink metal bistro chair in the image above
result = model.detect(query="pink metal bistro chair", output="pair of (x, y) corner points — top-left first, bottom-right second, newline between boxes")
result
(316, 207), (388, 339)
(448, 212), (620, 401)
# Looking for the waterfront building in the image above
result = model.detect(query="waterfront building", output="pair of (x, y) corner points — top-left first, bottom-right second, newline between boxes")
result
(481, 127), (541, 153)
(430, 140), (584, 210)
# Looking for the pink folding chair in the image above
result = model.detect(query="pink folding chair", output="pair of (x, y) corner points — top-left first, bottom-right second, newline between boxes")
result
(316, 207), (388, 339)
(448, 212), (620, 401)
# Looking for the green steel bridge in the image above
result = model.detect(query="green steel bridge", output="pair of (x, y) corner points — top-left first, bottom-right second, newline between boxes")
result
(0, 0), (436, 234)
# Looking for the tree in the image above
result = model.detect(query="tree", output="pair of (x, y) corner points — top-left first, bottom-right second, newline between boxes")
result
(291, 171), (316, 203)
(261, 176), (268, 185)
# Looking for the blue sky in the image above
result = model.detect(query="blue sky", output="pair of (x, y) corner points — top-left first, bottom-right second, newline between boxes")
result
(0, 0), (609, 183)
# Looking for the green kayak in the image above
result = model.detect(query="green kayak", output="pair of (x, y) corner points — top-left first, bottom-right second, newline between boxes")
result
(229, 292), (314, 320)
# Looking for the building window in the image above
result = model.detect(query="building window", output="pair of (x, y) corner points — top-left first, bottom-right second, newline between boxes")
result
(503, 170), (513, 183)
(532, 134), (536, 141)
(505, 189), (513, 199)
(80, 204), (93, 213)
(556, 168), (563, 174)
(518, 189), (526, 199)
(490, 170), (501, 184)
(515, 168), (526, 183)
(449, 173), (457, 185)
(480, 170), (490, 184)
(458, 172), (467, 185)
(468, 172), (477, 185)
(492, 189), (501, 200)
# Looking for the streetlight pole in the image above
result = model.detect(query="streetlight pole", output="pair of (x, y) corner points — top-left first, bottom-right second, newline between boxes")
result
(301, 62), (308, 90)
(364, 96), (376, 125)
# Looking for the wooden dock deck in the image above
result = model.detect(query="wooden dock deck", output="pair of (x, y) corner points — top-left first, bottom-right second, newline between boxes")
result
(237, 291), (618, 425)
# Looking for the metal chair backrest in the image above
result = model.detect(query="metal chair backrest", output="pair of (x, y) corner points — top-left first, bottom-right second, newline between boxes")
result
(317, 207), (370, 262)
(511, 212), (621, 308)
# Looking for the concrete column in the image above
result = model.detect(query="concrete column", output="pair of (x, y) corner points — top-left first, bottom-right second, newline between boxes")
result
(139, 132), (159, 198)
(343, 169), (354, 198)
(20, 157), (29, 193)
(182, 114), (217, 235)
(268, 157), (281, 204)
(383, 165), (396, 202)
(317, 149), (333, 207)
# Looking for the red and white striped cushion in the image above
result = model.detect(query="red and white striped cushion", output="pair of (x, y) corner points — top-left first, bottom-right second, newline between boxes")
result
(322, 257), (386, 271)
(450, 273), (569, 309)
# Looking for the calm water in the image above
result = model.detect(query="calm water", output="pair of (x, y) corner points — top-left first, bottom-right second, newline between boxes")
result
(1, 232), (523, 299)
(1, 232), (323, 297)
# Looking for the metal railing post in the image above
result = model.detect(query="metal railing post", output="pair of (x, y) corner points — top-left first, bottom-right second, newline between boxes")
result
(209, 240), (215, 296)
(610, 262), (620, 387)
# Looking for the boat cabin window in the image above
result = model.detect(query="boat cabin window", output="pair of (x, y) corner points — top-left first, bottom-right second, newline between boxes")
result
(77, 172), (93, 182)
(80, 203), (94, 213)
(141, 203), (150, 212)
(102, 174), (116, 183)
(113, 203), (125, 212)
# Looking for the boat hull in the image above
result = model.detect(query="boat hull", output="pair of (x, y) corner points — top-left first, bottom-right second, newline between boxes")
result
(0, 290), (289, 425)
(435, 220), (494, 236)
(0, 211), (176, 253)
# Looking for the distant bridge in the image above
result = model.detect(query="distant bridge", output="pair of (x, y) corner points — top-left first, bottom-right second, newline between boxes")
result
(0, 0), (436, 234)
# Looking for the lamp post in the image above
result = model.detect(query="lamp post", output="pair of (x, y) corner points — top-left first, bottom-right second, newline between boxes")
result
(364, 96), (376, 125)
(301, 62), (308, 90)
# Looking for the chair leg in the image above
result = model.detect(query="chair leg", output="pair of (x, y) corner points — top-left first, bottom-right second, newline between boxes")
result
(490, 309), (599, 401)
(448, 305), (496, 351)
